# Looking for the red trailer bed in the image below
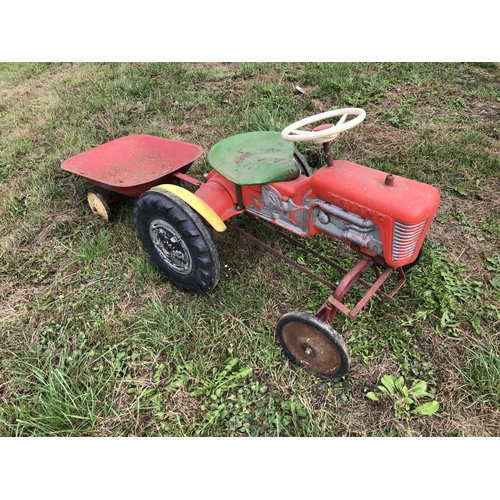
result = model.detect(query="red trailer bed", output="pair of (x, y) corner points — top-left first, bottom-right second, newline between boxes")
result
(61, 135), (203, 197)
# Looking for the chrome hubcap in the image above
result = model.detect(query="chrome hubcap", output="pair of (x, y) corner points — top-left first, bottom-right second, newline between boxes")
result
(149, 219), (192, 275)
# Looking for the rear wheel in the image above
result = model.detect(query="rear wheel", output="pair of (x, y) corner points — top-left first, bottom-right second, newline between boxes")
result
(276, 312), (350, 379)
(133, 190), (221, 294)
(294, 149), (313, 176)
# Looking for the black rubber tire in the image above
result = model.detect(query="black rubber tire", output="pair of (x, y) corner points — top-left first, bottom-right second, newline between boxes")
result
(276, 311), (350, 379)
(133, 190), (221, 294)
(401, 247), (423, 272)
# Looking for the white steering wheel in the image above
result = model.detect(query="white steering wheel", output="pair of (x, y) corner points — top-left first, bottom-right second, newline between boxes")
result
(281, 108), (366, 144)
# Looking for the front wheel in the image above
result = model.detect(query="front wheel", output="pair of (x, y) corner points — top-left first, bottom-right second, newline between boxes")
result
(133, 190), (221, 294)
(276, 312), (350, 379)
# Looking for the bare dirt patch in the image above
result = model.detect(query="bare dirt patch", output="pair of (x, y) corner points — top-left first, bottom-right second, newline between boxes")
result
(167, 387), (202, 427)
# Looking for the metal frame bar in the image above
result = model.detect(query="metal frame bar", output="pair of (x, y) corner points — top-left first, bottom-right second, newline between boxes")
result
(227, 221), (407, 325)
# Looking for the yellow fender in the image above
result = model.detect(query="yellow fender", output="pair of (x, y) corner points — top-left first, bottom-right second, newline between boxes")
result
(151, 184), (227, 233)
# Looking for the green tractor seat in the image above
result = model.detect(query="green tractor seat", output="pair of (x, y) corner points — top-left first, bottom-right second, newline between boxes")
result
(207, 131), (300, 185)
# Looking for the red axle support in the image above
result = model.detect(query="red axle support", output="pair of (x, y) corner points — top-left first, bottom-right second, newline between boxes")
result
(316, 255), (373, 323)
(316, 257), (407, 324)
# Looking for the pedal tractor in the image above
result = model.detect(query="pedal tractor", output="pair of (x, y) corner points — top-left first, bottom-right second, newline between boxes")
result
(131, 108), (440, 379)
(62, 107), (440, 379)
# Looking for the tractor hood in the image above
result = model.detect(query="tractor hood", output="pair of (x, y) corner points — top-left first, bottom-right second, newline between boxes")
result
(310, 160), (440, 226)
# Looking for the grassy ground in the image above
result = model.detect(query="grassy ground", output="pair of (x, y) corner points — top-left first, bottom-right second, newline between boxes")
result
(1, 62), (499, 437)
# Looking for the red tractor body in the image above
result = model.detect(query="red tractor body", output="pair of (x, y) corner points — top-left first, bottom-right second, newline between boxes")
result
(194, 159), (440, 269)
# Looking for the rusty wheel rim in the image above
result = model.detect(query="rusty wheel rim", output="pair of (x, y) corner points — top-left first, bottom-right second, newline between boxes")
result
(281, 320), (342, 375)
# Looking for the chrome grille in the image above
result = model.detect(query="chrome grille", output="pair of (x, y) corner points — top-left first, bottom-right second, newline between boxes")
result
(392, 219), (427, 261)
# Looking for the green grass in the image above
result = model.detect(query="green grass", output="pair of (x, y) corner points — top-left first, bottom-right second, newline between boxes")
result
(455, 339), (500, 407)
(1, 62), (500, 436)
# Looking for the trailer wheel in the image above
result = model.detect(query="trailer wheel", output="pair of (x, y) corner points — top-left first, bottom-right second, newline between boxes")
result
(276, 312), (350, 379)
(87, 190), (111, 221)
(134, 190), (221, 294)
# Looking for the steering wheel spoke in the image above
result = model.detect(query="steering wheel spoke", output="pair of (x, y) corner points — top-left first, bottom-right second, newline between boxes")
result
(337, 113), (348, 127)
